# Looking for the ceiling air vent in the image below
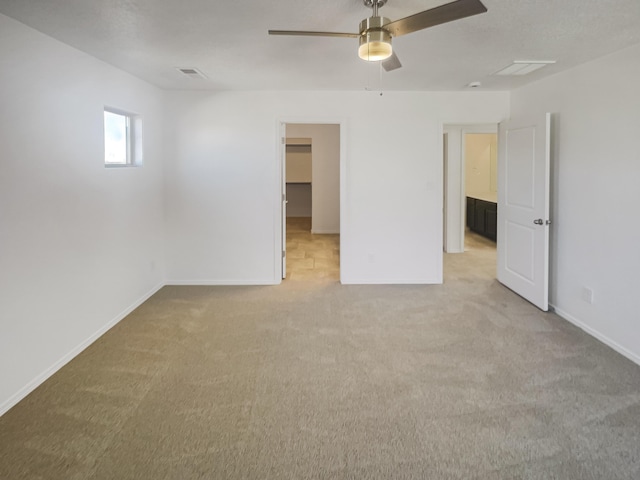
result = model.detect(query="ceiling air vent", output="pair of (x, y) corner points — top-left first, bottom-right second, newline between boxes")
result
(176, 67), (208, 79)
(494, 61), (556, 76)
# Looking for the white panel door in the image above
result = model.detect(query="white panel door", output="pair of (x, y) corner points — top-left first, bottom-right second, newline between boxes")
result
(281, 124), (287, 279)
(497, 113), (551, 311)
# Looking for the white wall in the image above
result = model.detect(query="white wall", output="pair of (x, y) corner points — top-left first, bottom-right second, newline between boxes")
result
(0, 14), (166, 414)
(510, 42), (640, 364)
(465, 133), (497, 198)
(286, 124), (340, 234)
(164, 90), (509, 285)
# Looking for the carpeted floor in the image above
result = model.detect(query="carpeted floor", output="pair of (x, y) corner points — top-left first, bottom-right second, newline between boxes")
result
(1, 234), (639, 479)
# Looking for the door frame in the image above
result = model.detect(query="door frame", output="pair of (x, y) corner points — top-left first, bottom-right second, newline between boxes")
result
(275, 117), (347, 283)
(443, 124), (498, 253)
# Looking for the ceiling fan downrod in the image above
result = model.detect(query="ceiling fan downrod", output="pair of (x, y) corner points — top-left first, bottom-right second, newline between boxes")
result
(364, 0), (388, 17)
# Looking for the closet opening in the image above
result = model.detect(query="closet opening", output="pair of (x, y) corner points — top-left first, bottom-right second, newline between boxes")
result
(281, 123), (341, 281)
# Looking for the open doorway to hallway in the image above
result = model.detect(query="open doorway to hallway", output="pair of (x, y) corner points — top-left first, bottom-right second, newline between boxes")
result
(443, 125), (498, 278)
(283, 123), (340, 281)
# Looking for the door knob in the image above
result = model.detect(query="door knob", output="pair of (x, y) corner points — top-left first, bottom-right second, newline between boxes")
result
(533, 219), (543, 225)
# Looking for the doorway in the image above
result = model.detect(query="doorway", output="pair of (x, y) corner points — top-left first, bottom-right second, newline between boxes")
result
(282, 123), (341, 281)
(443, 117), (553, 311)
(443, 125), (498, 253)
(443, 125), (498, 275)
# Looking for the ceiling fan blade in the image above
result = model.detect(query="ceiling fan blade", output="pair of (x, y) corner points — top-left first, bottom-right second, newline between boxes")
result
(268, 30), (360, 39)
(382, 52), (402, 72)
(384, 0), (487, 37)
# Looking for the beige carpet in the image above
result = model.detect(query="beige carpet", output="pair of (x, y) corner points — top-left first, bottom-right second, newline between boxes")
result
(1, 233), (640, 479)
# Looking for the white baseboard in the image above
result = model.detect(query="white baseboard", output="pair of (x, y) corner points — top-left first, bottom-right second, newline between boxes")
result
(551, 304), (640, 367)
(340, 277), (440, 285)
(166, 279), (277, 286)
(0, 282), (164, 417)
(311, 229), (340, 234)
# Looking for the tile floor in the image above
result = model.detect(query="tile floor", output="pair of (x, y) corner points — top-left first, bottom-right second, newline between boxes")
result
(285, 217), (340, 281)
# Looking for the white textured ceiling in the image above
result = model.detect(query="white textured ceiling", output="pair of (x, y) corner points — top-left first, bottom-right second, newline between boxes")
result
(1, 0), (639, 91)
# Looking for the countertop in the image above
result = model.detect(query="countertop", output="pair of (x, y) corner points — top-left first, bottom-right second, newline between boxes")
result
(467, 192), (497, 203)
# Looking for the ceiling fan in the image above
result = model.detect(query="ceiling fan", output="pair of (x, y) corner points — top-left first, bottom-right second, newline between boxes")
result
(269, 0), (487, 71)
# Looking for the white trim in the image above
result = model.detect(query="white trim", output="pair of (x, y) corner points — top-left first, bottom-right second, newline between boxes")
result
(104, 164), (143, 169)
(458, 125), (498, 253)
(311, 228), (340, 234)
(442, 123), (500, 254)
(274, 120), (285, 283)
(551, 304), (640, 367)
(103, 106), (143, 168)
(340, 277), (438, 285)
(339, 121), (347, 285)
(0, 282), (164, 417)
(277, 117), (347, 285)
(166, 279), (277, 286)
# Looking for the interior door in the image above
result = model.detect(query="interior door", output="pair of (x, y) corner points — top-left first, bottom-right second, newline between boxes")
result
(281, 124), (287, 279)
(497, 113), (552, 311)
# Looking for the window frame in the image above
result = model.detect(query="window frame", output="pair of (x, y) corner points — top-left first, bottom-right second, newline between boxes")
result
(103, 107), (143, 168)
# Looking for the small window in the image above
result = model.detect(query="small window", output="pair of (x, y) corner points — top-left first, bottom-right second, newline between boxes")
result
(104, 107), (142, 167)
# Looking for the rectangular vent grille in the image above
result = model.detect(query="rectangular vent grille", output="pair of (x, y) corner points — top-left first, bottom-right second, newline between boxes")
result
(494, 61), (556, 76)
(176, 67), (208, 79)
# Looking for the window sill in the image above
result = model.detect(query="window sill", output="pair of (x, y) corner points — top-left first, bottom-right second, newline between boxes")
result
(104, 163), (142, 169)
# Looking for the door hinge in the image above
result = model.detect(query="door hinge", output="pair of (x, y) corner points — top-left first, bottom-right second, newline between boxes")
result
(282, 193), (286, 202)
(281, 137), (286, 145)
(282, 250), (286, 258)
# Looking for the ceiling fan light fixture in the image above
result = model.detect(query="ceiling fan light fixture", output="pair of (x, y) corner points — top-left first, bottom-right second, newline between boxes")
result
(358, 39), (393, 61)
(358, 17), (392, 61)
(358, 33), (392, 61)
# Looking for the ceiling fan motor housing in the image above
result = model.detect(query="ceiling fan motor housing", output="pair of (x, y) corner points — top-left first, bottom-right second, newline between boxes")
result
(358, 16), (393, 61)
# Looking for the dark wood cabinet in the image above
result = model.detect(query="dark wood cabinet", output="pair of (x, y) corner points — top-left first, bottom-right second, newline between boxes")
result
(466, 197), (476, 231)
(466, 197), (497, 242)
